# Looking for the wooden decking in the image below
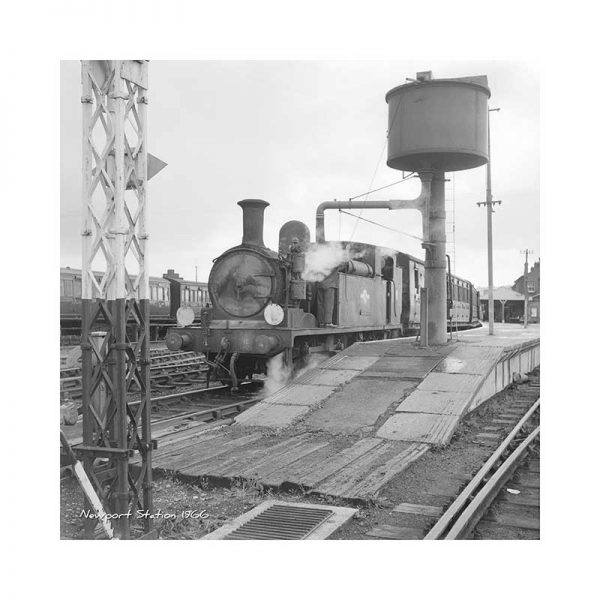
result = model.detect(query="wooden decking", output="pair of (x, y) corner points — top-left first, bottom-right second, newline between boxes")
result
(144, 426), (427, 502)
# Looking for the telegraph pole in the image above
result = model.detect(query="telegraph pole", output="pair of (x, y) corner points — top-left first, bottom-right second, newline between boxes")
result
(477, 108), (501, 334)
(521, 249), (534, 328)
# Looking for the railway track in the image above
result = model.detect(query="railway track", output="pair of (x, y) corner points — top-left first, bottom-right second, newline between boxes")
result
(60, 350), (209, 400)
(60, 381), (264, 478)
(357, 371), (541, 541)
(425, 393), (540, 540)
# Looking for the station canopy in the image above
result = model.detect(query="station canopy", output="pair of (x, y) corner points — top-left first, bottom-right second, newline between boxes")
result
(478, 286), (525, 301)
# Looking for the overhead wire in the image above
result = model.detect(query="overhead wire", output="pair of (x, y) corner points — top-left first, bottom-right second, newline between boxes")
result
(348, 172), (417, 201)
(347, 96), (411, 241)
(348, 137), (388, 240)
(339, 210), (422, 241)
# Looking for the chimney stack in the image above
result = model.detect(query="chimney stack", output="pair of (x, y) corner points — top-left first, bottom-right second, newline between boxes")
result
(238, 199), (269, 247)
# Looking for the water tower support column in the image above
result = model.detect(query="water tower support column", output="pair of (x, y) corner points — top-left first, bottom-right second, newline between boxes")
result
(422, 170), (447, 345)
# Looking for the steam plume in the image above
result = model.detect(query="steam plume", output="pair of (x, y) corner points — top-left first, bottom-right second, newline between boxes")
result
(302, 242), (365, 282)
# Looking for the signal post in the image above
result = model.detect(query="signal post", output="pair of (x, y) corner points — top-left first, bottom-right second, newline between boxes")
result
(78, 60), (155, 539)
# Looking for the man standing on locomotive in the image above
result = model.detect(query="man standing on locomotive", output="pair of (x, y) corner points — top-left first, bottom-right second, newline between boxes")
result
(317, 268), (339, 327)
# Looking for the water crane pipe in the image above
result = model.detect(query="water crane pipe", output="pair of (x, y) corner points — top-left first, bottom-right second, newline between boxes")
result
(315, 172), (433, 243)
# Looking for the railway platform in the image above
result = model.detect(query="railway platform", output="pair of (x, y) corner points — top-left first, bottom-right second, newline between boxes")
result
(148, 323), (540, 503)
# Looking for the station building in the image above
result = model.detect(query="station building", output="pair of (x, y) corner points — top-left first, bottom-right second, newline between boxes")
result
(478, 259), (540, 324)
(513, 259), (540, 323)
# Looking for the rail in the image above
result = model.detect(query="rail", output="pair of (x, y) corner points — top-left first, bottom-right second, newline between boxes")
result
(425, 398), (540, 540)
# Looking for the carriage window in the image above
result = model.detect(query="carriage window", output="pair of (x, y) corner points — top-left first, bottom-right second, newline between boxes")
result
(60, 280), (66, 297)
(414, 268), (419, 291)
(151, 286), (157, 300)
(74, 280), (82, 298)
(63, 280), (73, 297)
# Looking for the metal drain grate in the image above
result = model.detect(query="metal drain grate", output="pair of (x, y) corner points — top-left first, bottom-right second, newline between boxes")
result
(225, 504), (335, 540)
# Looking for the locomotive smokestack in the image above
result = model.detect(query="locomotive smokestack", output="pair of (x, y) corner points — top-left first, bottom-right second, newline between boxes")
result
(238, 199), (269, 247)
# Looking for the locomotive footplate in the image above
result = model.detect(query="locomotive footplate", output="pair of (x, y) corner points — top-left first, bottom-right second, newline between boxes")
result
(166, 322), (404, 361)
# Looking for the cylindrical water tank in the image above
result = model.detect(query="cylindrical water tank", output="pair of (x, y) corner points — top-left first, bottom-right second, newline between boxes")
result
(385, 76), (491, 173)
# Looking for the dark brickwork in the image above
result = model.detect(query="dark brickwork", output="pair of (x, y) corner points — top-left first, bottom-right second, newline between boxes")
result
(513, 260), (540, 323)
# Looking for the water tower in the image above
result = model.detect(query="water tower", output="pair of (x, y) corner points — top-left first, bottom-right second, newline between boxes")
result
(386, 71), (490, 344)
(315, 71), (490, 345)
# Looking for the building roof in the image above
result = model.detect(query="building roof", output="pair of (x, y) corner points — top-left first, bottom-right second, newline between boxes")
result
(478, 285), (525, 301)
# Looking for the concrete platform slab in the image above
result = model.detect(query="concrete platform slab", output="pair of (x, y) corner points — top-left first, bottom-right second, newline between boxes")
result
(262, 384), (337, 407)
(396, 390), (473, 416)
(376, 412), (460, 445)
(294, 368), (360, 387)
(343, 342), (395, 356)
(434, 345), (503, 375)
(455, 323), (540, 347)
(234, 402), (311, 428)
(384, 343), (455, 358)
(366, 356), (440, 378)
(303, 379), (415, 434)
(416, 372), (482, 394)
(320, 355), (380, 371)
(439, 345), (505, 360)
(357, 370), (419, 380)
(434, 356), (497, 376)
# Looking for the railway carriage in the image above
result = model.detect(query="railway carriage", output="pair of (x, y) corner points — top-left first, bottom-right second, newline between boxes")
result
(60, 267), (209, 341)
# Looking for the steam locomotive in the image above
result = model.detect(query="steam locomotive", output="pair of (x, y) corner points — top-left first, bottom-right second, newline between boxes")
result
(165, 199), (481, 388)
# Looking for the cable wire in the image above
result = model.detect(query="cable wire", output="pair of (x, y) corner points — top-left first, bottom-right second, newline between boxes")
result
(348, 172), (417, 201)
(349, 137), (388, 240)
(348, 97), (407, 240)
(339, 209), (422, 241)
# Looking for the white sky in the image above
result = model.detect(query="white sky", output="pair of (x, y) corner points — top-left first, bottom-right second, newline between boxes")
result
(60, 60), (539, 288)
